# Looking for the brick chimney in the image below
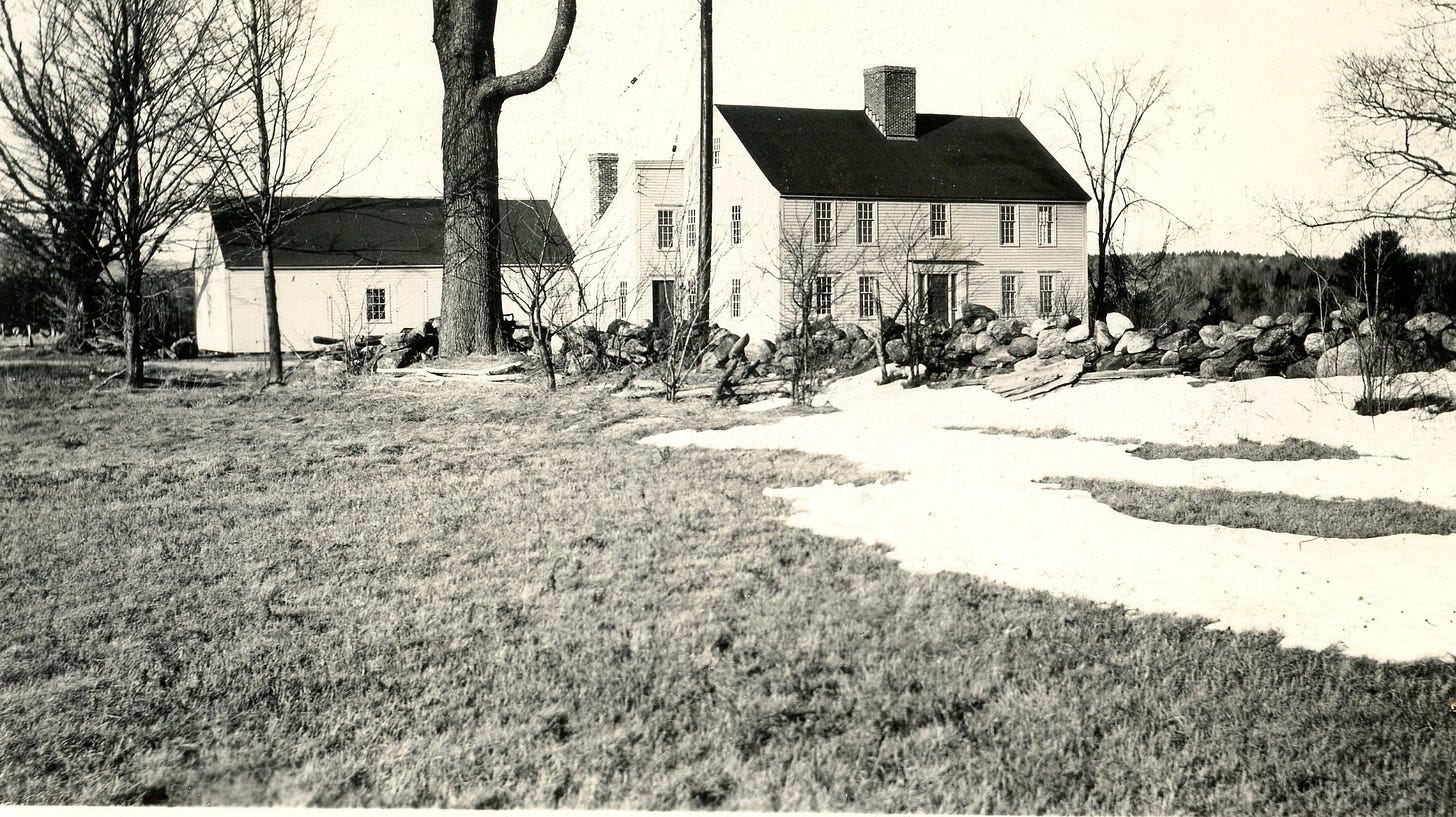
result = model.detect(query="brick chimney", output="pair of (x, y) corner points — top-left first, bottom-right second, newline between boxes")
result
(588, 153), (619, 222)
(864, 66), (917, 140)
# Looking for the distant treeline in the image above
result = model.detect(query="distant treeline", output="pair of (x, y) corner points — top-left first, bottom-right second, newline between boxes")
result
(1104, 235), (1456, 327)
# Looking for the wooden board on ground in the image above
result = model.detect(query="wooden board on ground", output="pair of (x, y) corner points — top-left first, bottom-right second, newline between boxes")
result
(984, 357), (1085, 401)
(1078, 367), (1177, 382)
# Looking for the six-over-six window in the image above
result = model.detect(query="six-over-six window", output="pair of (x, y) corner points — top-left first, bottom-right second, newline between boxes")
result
(930, 203), (948, 239)
(656, 209), (675, 250)
(813, 275), (834, 315)
(814, 201), (833, 244)
(856, 202), (876, 244)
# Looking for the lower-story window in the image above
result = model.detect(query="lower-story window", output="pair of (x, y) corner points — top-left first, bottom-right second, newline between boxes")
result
(730, 278), (742, 318)
(1039, 273), (1055, 317)
(617, 281), (628, 318)
(1000, 273), (1018, 317)
(813, 275), (833, 316)
(858, 275), (877, 319)
(365, 287), (387, 322)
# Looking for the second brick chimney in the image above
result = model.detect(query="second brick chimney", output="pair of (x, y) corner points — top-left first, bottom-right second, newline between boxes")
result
(588, 153), (619, 222)
(864, 66), (917, 140)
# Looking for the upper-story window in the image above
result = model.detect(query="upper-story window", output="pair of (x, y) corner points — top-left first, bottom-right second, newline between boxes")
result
(1037, 204), (1056, 246)
(930, 203), (948, 239)
(713, 137), (722, 167)
(365, 287), (387, 322)
(730, 205), (742, 244)
(730, 278), (742, 318)
(685, 208), (697, 247)
(656, 209), (675, 250)
(856, 202), (876, 245)
(814, 201), (833, 244)
(999, 205), (1017, 246)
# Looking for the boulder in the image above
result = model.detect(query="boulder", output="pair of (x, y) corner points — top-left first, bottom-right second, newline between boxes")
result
(1232, 359), (1279, 381)
(831, 338), (853, 358)
(1290, 312), (1314, 337)
(1198, 324), (1224, 347)
(312, 357), (346, 383)
(697, 349), (722, 371)
(1115, 329), (1157, 356)
(1036, 328), (1066, 359)
(1405, 312), (1453, 336)
(952, 332), (980, 355)
(1442, 328), (1456, 354)
(1274, 312), (1295, 326)
(1054, 313), (1079, 331)
(808, 314), (836, 335)
(1064, 322), (1092, 343)
(606, 318), (634, 336)
(842, 323), (868, 342)
(1252, 314), (1275, 329)
(1252, 326), (1294, 357)
(1105, 312), (1134, 339)
(987, 318), (1025, 343)
(966, 317), (988, 334)
(1316, 337), (1409, 378)
(1219, 320), (1243, 336)
(1157, 328), (1194, 352)
(1008, 336), (1039, 358)
(1232, 324), (1262, 342)
(1283, 357), (1318, 379)
(1025, 318), (1052, 338)
(849, 338), (876, 363)
(971, 344), (1018, 367)
(1304, 331), (1330, 357)
(1356, 317), (1374, 337)
(962, 303), (999, 322)
(778, 338), (805, 358)
(1200, 353), (1244, 379)
(1094, 321), (1115, 351)
(774, 355), (800, 376)
(1063, 340), (1099, 359)
(1159, 350), (1181, 367)
(1094, 353), (1133, 372)
(885, 338), (910, 365)
(1013, 355), (1055, 373)
(744, 338), (776, 364)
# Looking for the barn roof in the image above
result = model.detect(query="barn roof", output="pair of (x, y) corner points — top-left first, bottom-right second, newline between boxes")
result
(210, 197), (574, 269)
(717, 105), (1090, 203)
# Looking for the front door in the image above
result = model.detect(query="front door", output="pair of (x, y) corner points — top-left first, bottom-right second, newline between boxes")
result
(923, 273), (952, 325)
(651, 279), (676, 328)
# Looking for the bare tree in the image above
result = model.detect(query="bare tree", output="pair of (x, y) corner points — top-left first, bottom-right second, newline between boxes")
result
(432, 0), (576, 357)
(1314, 1), (1456, 229)
(0, 0), (121, 350)
(201, 0), (331, 385)
(1051, 63), (1173, 321)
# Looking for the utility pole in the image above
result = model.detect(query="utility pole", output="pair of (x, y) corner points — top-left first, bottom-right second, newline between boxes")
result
(696, 0), (712, 328)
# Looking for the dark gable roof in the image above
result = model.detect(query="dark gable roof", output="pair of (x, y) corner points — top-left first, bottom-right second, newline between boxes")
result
(211, 197), (574, 269)
(718, 105), (1090, 203)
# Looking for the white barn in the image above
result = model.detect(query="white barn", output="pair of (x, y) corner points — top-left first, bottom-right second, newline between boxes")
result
(195, 197), (573, 353)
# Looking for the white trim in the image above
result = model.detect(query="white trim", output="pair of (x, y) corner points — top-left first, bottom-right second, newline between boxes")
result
(855, 201), (877, 245)
(999, 204), (1019, 247)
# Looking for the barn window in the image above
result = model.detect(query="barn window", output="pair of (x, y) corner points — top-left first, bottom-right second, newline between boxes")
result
(1039, 273), (1055, 316)
(1038, 205), (1056, 246)
(365, 287), (387, 322)
(930, 203), (948, 239)
(858, 275), (877, 319)
(1001, 273), (1018, 317)
(999, 205), (1017, 245)
(656, 209), (675, 250)
(814, 201), (833, 244)
(813, 275), (833, 316)
(856, 202), (876, 244)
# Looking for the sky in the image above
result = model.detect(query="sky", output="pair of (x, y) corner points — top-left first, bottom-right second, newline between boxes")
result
(303, 0), (1409, 255)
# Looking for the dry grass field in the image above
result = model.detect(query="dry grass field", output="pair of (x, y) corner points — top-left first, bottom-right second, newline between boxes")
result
(1, 360), (1453, 812)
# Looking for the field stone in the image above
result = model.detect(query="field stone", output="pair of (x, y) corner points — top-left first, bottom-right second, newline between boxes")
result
(974, 332), (994, 353)
(1094, 321), (1115, 351)
(1160, 349), (1180, 367)
(1304, 331), (1329, 357)
(842, 323), (868, 342)
(1036, 328), (1066, 358)
(1054, 313), (1078, 330)
(885, 339), (909, 365)
(1232, 324), (1262, 341)
(312, 357), (346, 382)
(1063, 340), (1098, 359)
(1283, 357), (1318, 379)
(1290, 312), (1314, 336)
(1008, 336), (1039, 358)
(963, 303), (998, 322)
(1442, 328), (1456, 354)
(1200, 353), (1245, 379)
(966, 317), (988, 334)
(1115, 329), (1157, 355)
(1252, 315), (1275, 329)
(1157, 328), (1194, 352)
(1316, 337), (1404, 378)
(987, 319), (1025, 343)
(1233, 359), (1279, 381)
(849, 338), (876, 363)
(971, 344), (1018, 367)
(832, 338), (854, 358)
(744, 338), (776, 364)
(1105, 312), (1134, 339)
(1405, 312), (1453, 336)
(952, 332), (980, 355)
(1357, 317), (1374, 336)
(1276, 312), (1295, 326)
(1025, 318), (1052, 338)
(1252, 326), (1293, 356)
(1198, 324), (1223, 347)
(1094, 353), (1132, 372)
(1064, 323), (1091, 343)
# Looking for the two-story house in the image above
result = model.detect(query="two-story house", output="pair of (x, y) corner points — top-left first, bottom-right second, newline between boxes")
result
(580, 66), (1090, 343)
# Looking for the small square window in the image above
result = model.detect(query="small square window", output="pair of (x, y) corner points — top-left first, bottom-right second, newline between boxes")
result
(930, 203), (948, 239)
(999, 205), (1017, 246)
(365, 287), (387, 322)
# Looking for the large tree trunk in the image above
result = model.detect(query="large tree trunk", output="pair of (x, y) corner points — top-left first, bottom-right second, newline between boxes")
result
(439, 96), (505, 355)
(261, 241), (284, 384)
(122, 256), (144, 387)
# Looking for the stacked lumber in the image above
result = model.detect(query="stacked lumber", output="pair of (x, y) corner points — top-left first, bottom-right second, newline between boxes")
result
(983, 357), (1085, 401)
